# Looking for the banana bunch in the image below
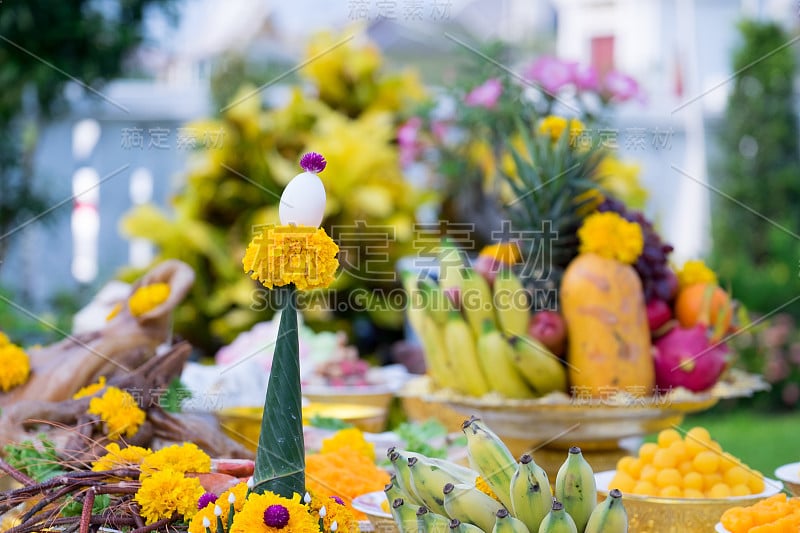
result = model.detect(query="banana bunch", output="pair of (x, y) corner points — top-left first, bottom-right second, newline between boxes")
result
(403, 241), (568, 400)
(385, 417), (627, 533)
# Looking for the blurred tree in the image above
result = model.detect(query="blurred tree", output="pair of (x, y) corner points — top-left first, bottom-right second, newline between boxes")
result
(712, 20), (800, 318)
(0, 0), (176, 268)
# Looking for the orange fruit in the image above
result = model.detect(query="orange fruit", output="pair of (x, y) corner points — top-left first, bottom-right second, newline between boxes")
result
(675, 283), (732, 331)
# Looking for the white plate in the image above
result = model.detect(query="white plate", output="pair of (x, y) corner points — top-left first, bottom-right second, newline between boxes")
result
(714, 523), (730, 533)
(352, 490), (391, 519)
(595, 470), (784, 501)
(774, 461), (800, 484)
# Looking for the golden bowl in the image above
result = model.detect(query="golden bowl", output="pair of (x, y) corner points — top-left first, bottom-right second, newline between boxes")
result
(216, 403), (387, 451)
(774, 462), (800, 496)
(302, 384), (394, 432)
(352, 491), (398, 533)
(596, 470), (784, 533)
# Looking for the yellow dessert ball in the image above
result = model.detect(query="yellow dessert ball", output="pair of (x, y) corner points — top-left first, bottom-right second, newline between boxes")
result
(655, 468), (683, 488)
(632, 480), (657, 496)
(640, 465), (658, 483)
(683, 488), (705, 499)
(724, 465), (750, 487)
(668, 441), (689, 463)
(618, 456), (636, 474)
(610, 471), (636, 493)
(639, 442), (659, 463)
(730, 484), (751, 497)
(657, 429), (682, 448)
(703, 473), (724, 491)
(708, 483), (732, 499)
(678, 461), (694, 475)
(719, 452), (740, 472)
(693, 451), (721, 475)
(653, 449), (678, 469)
(659, 485), (682, 498)
(683, 472), (704, 491)
(626, 458), (643, 478)
(685, 427), (712, 456)
(746, 472), (765, 493)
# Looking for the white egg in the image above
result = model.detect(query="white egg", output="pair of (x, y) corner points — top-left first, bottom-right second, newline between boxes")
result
(278, 171), (326, 227)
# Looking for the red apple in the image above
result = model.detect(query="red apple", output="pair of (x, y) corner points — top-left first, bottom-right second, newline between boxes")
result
(527, 310), (567, 356)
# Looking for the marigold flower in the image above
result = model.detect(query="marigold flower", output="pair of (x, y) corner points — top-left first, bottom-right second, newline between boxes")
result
(87, 387), (146, 440)
(0, 342), (30, 392)
(243, 224), (339, 291)
(128, 282), (171, 316)
(677, 259), (718, 289)
(537, 115), (585, 145)
(188, 482), (249, 533)
(73, 376), (107, 399)
(134, 469), (204, 524)
(230, 492), (319, 533)
(320, 428), (375, 461)
(140, 442), (211, 477)
(310, 495), (359, 533)
(91, 442), (152, 472)
(578, 211), (644, 265)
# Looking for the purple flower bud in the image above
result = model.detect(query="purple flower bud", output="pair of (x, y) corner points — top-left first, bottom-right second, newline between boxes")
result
(263, 504), (291, 529)
(197, 492), (218, 510)
(300, 152), (327, 173)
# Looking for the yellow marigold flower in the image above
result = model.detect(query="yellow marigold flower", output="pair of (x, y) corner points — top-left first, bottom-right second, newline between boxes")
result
(87, 387), (145, 440)
(105, 302), (122, 321)
(537, 115), (585, 144)
(479, 242), (522, 265)
(578, 211), (644, 265)
(320, 428), (375, 462)
(0, 343), (30, 392)
(230, 492), (319, 533)
(128, 282), (170, 316)
(677, 259), (718, 289)
(140, 442), (211, 478)
(475, 476), (500, 501)
(594, 156), (648, 209)
(73, 376), (107, 399)
(310, 494), (359, 533)
(134, 469), (204, 524)
(188, 482), (249, 533)
(91, 442), (152, 472)
(243, 224), (339, 291)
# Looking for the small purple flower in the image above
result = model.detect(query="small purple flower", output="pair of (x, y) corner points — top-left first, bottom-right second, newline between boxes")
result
(300, 152), (327, 173)
(602, 71), (641, 102)
(525, 56), (574, 94)
(263, 504), (291, 529)
(570, 63), (599, 92)
(330, 495), (345, 506)
(464, 78), (503, 109)
(197, 492), (218, 510)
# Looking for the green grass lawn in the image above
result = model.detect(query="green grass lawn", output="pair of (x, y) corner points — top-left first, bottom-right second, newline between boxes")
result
(644, 406), (800, 476)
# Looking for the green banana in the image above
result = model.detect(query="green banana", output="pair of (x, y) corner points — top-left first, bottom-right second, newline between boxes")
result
(418, 312), (453, 389)
(555, 447), (597, 533)
(390, 498), (422, 533)
(438, 238), (468, 293)
(408, 455), (466, 516)
(419, 277), (452, 327)
(508, 335), (568, 395)
(442, 482), (504, 532)
(417, 506), (452, 533)
(538, 501), (578, 533)
(510, 453), (552, 532)
(449, 518), (486, 533)
(462, 417), (517, 511)
(385, 478), (413, 510)
(387, 453), (422, 506)
(444, 311), (490, 397)
(461, 267), (496, 337)
(493, 269), (529, 337)
(584, 489), (627, 533)
(493, 508), (531, 533)
(476, 323), (536, 399)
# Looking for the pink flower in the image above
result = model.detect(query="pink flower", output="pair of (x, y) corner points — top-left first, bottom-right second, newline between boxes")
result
(397, 117), (423, 166)
(602, 70), (641, 102)
(524, 56), (574, 95)
(782, 382), (800, 407)
(464, 78), (503, 109)
(570, 63), (599, 92)
(431, 120), (452, 143)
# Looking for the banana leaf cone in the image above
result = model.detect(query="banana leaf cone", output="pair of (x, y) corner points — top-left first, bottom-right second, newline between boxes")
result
(252, 285), (305, 498)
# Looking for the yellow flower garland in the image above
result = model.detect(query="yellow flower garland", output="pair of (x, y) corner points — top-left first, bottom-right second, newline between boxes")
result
(73, 376), (107, 399)
(0, 342), (30, 392)
(578, 211), (644, 265)
(87, 387), (145, 440)
(134, 469), (204, 524)
(139, 442), (211, 477)
(91, 442), (152, 472)
(128, 282), (171, 316)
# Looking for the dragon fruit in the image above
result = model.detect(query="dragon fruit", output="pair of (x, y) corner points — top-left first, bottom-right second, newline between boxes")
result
(646, 299), (672, 332)
(653, 324), (728, 392)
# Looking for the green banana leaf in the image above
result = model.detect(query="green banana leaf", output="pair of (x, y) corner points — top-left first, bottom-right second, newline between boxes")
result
(252, 284), (305, 498)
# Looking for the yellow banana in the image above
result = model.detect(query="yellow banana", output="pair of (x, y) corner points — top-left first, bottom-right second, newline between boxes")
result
(477, 323), (536, 399)
(388, 450), (423, 506)
(538, 501), (579, 533)
(402, 270), (426, 337)
(555, 447), (597, 533)
(461, 268), (496, 338)
(438, 238), (468, 293)
(390, 497), (422, 533)
(493, 269), (529, 337)
(508, 335), (568, 395)
(584, 489), (628, 533)
(510, 453), (552, 532)
(442, 482), (504, 532)
(449, 518), (485, 533)
(493, 508), (531, 533)
(418, 312), (453, 389)
(408, 455), (473, 516)
(417, 506), (452, 533)
(444, 311), (490, 397)
(462, 417), (517, 511)
(419, 278), (451, 327)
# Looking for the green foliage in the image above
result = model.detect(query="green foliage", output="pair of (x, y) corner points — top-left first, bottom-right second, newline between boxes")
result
(392, 419), (456, 459)
(62, 494), (111, 517)
(3, 436), (67, 483)
(712, 20), (800, 319)
(307, 415), (353, 431)
(161, 378), (193, 413)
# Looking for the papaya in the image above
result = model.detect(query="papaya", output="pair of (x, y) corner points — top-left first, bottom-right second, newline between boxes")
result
(560, 253), (655, 397)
